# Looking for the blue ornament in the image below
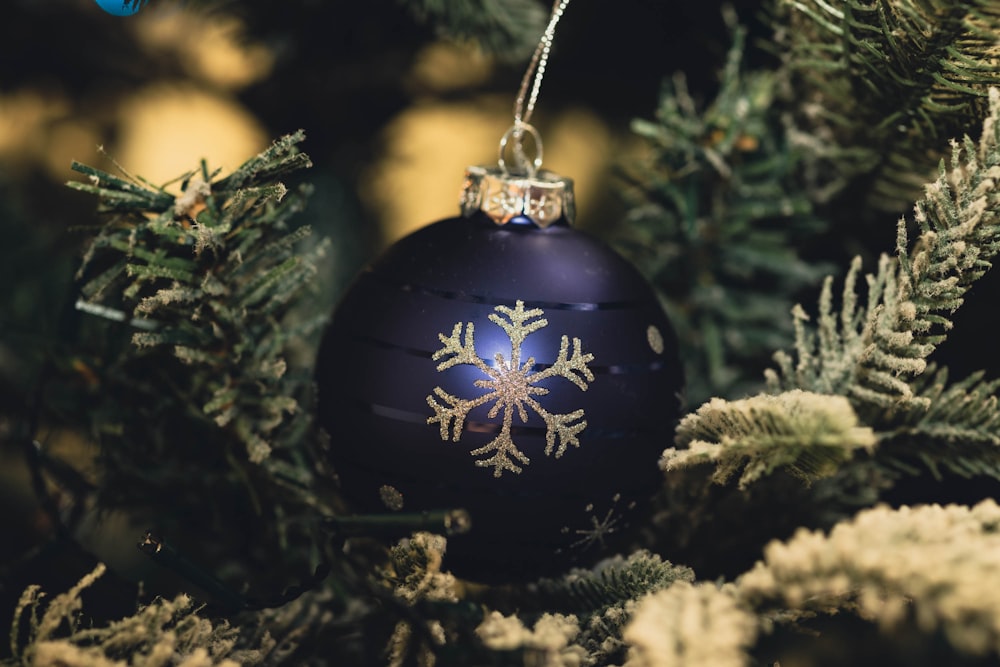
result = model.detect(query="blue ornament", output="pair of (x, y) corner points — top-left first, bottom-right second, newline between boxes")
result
(94, 0), (149, 16)
(316, 166), (685, 582)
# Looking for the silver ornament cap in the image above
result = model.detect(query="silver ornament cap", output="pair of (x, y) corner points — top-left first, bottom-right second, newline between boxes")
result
(460, 121), (575, 228)
(459, 165), (575, 228)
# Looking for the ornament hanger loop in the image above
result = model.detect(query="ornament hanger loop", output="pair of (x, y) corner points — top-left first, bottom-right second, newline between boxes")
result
(498, 122), (543, 177)
(501, 0), (571, 175)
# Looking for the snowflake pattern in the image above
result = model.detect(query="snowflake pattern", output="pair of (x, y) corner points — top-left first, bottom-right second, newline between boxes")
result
(426, 301), (595, 477)
(558, 493), (637, 553)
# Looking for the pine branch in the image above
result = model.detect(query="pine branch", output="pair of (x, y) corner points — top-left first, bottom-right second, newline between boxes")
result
(383, 533), (459, 606)
(664, 390), (877, 490)
(768, 88), (1000, 420)
(398, 0), (547, 62)
(484, 552), (694, 665)
(879, 365), (1000, 480)
(55, 133), (335, 605)
(737, 500), (1000, 659)
(6, 564), (271, 666)
(903, 366), (1000, 450)
(475, 611), (587, 665)
(618, 13), (831, 405)
(623, 581), (757, 667)
(776, 0), (1000, 207)
(535, 551), (695, 614)
(73, 132), (322, 466)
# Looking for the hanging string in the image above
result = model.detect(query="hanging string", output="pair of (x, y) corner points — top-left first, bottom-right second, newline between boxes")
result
(515, 0), (571, 127)
(500, 0), (572, 176)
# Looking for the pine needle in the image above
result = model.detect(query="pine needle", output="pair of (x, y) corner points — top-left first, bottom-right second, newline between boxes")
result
(665, 390), (876, 489)
(769, 88), (1000, 418)
(776, 0), (1000, 208)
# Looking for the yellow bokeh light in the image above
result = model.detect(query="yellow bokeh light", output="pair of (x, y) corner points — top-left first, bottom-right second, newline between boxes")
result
(408, 41), (495, 93)
(364, 98), (614, 244)
(362, 98), (510, 243)
(0, 90), (69, 163)
(115, 84), (267, 186)
(134, 8), (274, 89)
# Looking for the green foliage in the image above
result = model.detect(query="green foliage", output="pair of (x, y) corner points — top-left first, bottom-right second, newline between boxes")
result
(765, 87), (1000, 487)
(5, 564), (268, 667)
(535, 552), (696, 666)
(776, 0), (1000, 207)
(72, 131), (324, 466)
(398, 0), (547, 62)
(879, 365), (1000, 480)
(535, 551), (695, 614)
(769, 88), (1000, 417)
(665, 390), (876, 489)
(11, 2), (1000, 665)
(57, 132), (332, 601)
(619, 15), (830, 404)
(737, 500), (1000, 660)
(624, 581), (757, 667)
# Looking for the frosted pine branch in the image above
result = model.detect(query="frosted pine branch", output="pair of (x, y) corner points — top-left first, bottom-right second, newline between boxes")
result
(476, 612), (587, 666)
(664, 390), (876, 489)
(623, 581), (756, 667)
(70, 133), (322, 467)
(737, 500), (1000, 658)
(877, 365), (1000, 480)
(382, 533), (459, 667)
(8, 564), (268, 666)
(769, 88), (1000, 417)
(531, 553), (698, 666)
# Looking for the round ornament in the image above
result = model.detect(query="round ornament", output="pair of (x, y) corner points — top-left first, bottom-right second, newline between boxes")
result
(315, 162), (684, 582)
(94, 0), (149, 16)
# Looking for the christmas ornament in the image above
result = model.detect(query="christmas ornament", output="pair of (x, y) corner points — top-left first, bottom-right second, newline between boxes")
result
(95, 0), (148, 16)
(315, 0), (684, 582)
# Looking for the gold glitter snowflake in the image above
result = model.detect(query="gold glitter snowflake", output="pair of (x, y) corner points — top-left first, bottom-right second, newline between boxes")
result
(426, 301), (595, 477)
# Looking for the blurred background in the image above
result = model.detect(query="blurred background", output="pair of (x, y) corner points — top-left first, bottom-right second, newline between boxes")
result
(5, 5), (1000, 662)
(0, 0), (762, 390)
(0, 0), (757, 246)
(0, 0), (760, 621)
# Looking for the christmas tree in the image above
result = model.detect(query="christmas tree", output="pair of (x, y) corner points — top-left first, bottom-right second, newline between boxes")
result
(3, 0), (1000, 665)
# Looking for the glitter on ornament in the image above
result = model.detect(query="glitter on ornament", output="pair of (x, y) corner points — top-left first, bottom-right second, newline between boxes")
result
(558, 493), (638, 553)
(427, 300), (595, 477)
(380, 485), (405, 511)
(647, 325), (665, 354)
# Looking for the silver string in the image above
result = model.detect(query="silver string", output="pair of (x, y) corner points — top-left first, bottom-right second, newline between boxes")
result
(515, 0), (571, 126)
(503, 0), (571, 175)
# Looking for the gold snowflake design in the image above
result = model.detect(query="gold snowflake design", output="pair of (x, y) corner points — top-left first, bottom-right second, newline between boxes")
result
(426, 301), (595, 478)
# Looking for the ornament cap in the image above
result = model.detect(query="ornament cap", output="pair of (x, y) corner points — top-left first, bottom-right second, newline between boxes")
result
(460, 165), (576, 228)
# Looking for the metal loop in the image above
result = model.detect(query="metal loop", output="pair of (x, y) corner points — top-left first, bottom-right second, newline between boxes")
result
(498, 122), (544, 177)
